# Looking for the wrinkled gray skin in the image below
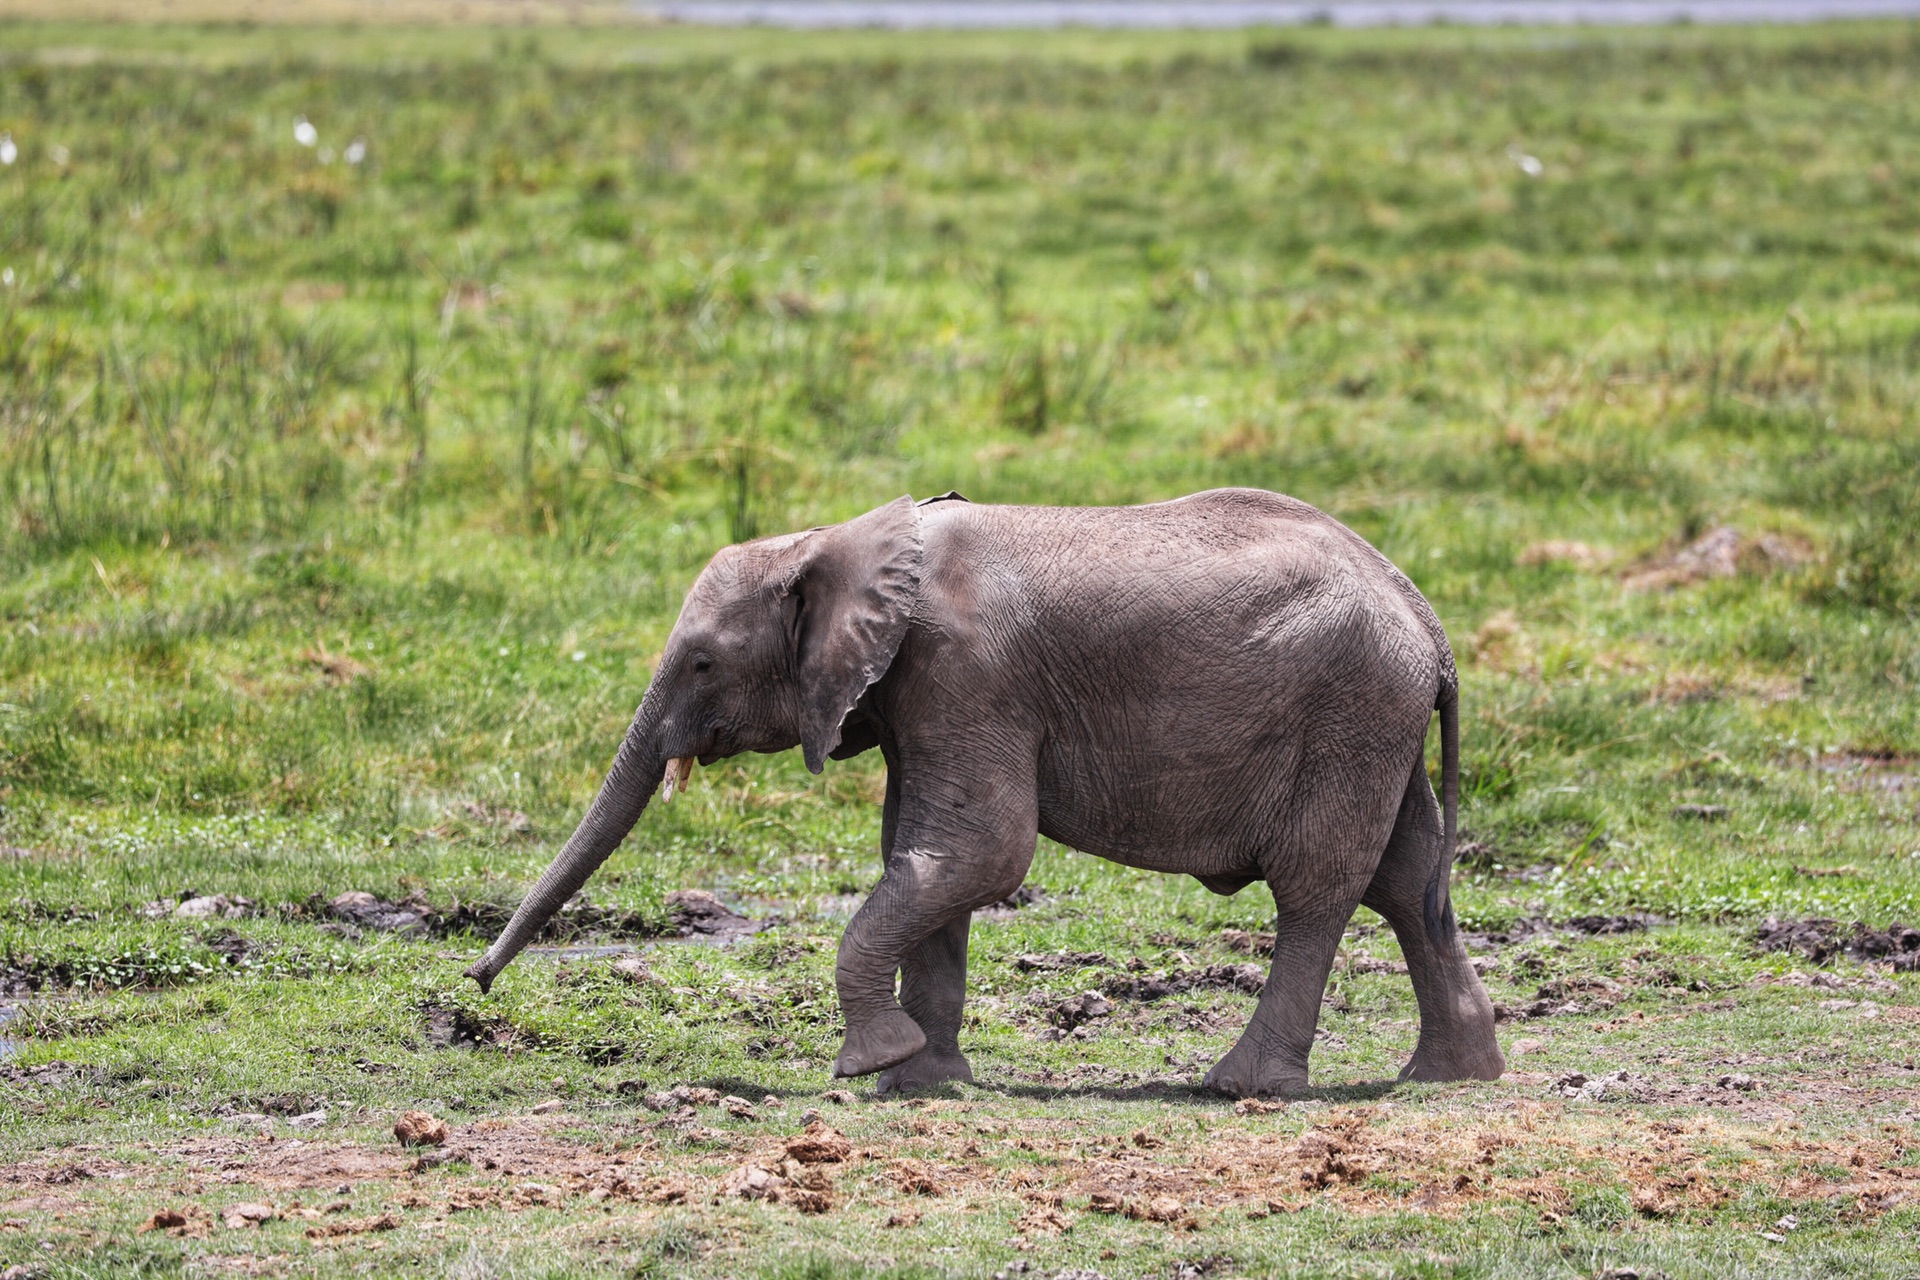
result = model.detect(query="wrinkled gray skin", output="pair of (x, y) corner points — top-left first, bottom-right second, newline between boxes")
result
(466, 489), (1504, 1097)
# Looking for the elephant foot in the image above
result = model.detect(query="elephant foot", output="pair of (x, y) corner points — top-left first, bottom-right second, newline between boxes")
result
(875, 1049), (974, 1096)
(1397, 1037), (1505, 1084)
(832, 1008), (927, 1079)
(1201, 1043), (1308, 1100)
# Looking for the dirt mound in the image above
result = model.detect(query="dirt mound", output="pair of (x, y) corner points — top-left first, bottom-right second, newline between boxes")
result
(139, 892), (259, 920)
(327, 891), (433, 936)
(1754, 917), (1920, 971)
(784, 1123), (852, 1165)
(1517, 540), (1615, 571)
(1624, 525), (1811, 591)
(1049, 992), (1113, 1030)
(393, 1111), (449, 1147)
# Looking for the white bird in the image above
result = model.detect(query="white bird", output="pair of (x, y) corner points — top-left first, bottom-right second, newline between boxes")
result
(0, 134), (16, 166)
(344, 137), (367, 165)
(1506, 143), (1543, 178)
(294, 116), (318, 148)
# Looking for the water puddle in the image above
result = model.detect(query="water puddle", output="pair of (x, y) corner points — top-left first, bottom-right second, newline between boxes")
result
(519, 943), (642, 960)
(641, 0), (1920, 28)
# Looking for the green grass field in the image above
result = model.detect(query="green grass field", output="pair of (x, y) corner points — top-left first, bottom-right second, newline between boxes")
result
(3, 16), (1920, 1279)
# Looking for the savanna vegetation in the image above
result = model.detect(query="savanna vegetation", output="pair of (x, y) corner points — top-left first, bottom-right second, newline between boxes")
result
(2, 14), (1920, 1279)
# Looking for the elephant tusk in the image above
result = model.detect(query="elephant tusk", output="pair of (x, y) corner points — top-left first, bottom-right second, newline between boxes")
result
(661, 756), (693, 802)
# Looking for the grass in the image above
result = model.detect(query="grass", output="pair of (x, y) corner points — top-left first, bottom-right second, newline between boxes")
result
(3, 14), (1920, 1279)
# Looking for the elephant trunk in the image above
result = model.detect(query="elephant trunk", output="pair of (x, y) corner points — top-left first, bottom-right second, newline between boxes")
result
(464, 706), (663, 994)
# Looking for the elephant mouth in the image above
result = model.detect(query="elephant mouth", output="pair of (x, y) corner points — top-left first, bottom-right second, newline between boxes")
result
(660, 756), (694, 801)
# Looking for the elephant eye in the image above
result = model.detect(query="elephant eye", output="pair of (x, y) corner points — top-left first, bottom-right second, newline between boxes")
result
(692, 655), (713, 674)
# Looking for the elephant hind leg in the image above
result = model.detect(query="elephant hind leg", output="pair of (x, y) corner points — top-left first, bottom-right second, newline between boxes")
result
(1202, 899), (1356, 1098)
(1361, 754), (1504, 1084)
(1204, 751), (1401, 1099)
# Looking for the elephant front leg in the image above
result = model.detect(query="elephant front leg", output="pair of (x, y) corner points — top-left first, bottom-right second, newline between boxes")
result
(877, 915), (975, 1094)
(831, 876), (930, 1078)
(832, 747), (1037, 1081)
(833, 833), (1033, 1080)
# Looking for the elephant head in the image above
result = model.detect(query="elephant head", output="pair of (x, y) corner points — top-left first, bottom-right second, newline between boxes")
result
(464, 496), (922, 993)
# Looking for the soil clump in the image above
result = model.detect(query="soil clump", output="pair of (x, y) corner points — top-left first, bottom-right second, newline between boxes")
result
(1754, 917), (1920, 971)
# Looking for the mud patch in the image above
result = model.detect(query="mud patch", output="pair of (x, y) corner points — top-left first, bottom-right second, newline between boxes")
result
(1101, 965), (1266, 1002)
(1006, 959), (1268, 1011)
(3, 1162), (98, 1188)
(204, 929), (256, 966)
(1754, 918), (1920, 971)
(1563, 914), (1660, 935)
(0, 1058), (95, 1086)
(1011, 952), (1112, 973)
(1463, 914), (1661, 949)
(323, 889), (657, 945)
(1496, 977), (1626, 1022)
(1817, 752), (1920, 795)
(422, 1003), (518, 1051)
(664, 889), (764, 942)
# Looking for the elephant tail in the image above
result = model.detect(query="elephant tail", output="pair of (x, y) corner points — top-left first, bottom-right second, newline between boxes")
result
(1423, 674), (1460, 946)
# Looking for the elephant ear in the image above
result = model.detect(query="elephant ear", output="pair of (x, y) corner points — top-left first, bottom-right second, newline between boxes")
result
(778, 496), (922, 775)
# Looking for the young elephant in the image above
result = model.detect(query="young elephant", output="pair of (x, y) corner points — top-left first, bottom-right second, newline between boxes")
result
(466, 489), (1504, 1097)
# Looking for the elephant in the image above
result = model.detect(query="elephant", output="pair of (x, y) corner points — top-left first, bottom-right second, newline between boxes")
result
(465, 488), (1505, 1098)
